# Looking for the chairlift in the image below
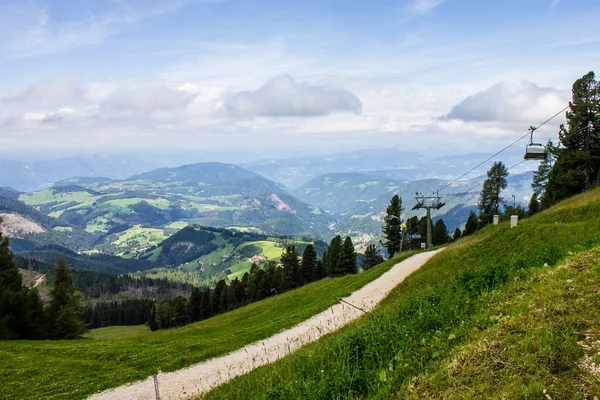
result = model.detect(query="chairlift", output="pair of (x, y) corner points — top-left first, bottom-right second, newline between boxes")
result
(524, 126), (547, 160)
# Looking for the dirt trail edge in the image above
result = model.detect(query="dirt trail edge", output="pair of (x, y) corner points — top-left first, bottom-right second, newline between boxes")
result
(88, 249), (444, 400)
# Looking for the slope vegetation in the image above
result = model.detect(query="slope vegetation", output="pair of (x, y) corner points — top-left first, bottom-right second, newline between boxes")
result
(205, 188), (600, 399)
(0, 251), (416, 400)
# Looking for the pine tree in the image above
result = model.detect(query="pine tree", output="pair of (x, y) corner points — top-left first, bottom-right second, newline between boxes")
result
(532, 140), (555, 197)
(0, 228), (27, 339)
(339, 237), (356, 275)
(381, 195), (403, 258)
(281, 245), (301, 288)
(432, 219), (449, 245)
(528, 193), (541, 216)
(452, 228), (462, 241)
(148, 303), (158, 331)
(463, 211), (478, 236)
(478, 161), (509, 227)
(300, 245), (317, 284)
(325, 236), (342, 276)
(46, 258), (85, 339)
(361, 244), (383, 270)
(543, 71), (600, 207)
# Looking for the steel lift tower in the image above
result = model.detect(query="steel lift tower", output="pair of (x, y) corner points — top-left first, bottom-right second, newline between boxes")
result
(412, 191), (445, 248)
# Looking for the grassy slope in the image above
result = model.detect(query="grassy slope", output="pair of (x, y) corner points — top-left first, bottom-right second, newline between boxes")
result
(205, 188), (600, 400)
(0, 251), (417, 400)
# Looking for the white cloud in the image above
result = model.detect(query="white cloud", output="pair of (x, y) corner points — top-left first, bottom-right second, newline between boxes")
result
(444, 81), (567, 123)
(224, 75), (362, 119)
(404, 0), (446, 18)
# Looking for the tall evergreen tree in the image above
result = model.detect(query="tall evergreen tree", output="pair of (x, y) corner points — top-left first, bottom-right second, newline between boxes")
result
(432, 219), (449, 245)
(148, 303), (158, 331)
(300, 245), (317, 284)
(281, 245), (301, 288)
(325, 236), (342, 276)
(478, 161), (509, 227)
(0, 228), (27, 339)
(361, 244), (383, 270)
(381, 195), (403, 258)
(543, 71), (600, 207)
(463, 210), (479, 236)
(339, 237), (356, 275)
(452, 227), (462, 241)
(532, 140), (555, 197)
(46, 258), (85, 339)
(528, 193), (541, 216)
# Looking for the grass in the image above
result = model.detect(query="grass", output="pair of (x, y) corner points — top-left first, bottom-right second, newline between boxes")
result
(401, 246), (600, 399)
(0, 251), (417, 400)
(84, 325), (151, 341)
(204, 188), (600, 400)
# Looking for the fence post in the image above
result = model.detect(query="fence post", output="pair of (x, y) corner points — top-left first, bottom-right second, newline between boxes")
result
(153, 374), (161, 400)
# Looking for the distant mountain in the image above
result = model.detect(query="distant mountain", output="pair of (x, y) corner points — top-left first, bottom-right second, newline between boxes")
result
(0, 155), (155, 191)
(0, 194), (97, 253)
(245, 148), (534, 189)
(294, 171), (536, 248)
(19, 162), (331, 239)
(244, 149), (426, 189)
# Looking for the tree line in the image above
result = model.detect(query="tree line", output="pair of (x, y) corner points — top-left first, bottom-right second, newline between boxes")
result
(1, 227), (85, 340)
(145, 235), (357, 331)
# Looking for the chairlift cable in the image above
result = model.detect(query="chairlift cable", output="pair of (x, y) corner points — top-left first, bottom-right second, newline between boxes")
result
(436, 105), (569, 194)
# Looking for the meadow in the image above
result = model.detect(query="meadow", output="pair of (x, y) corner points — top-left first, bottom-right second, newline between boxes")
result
(205, 188), (600, 399)
(0, 251), (416, 400)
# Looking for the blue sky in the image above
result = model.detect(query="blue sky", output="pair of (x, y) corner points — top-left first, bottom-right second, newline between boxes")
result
(0, 0), (599, 158)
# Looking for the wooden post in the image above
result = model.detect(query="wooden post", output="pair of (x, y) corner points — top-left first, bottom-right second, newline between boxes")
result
(153, 374), (160, 400)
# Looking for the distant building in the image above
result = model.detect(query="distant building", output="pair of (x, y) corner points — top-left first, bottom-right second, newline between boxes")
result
(250, 255), (266, 264)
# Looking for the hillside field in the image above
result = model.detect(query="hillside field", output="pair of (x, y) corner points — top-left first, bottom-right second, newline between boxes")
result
(0, 251), (417, 400)
(205, 188), (600, 399)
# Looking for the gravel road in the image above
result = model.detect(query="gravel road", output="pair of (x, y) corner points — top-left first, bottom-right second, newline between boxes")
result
(88, 249), (444, 400)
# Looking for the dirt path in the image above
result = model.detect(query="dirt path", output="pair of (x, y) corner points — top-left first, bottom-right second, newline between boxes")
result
(32, 274), (45, 289)
(88, 249), (444, 400)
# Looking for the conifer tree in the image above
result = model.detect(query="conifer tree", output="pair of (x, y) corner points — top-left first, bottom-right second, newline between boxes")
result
(543, 71), (600, 207)
(325, 236), (342, 276)
(432, 219), (449, 245)
(339, 237), (356, 275)
(281, 245), (301, 288)
(528, 193), (541, 216)
(452, 227), (462, 241)
(300, 244), (317, 284)
(0, 228), (27, 339)
(381, 195), (403, 258)
(463, 211), (479, 236)
(361, 244), (383, 270)
(478, 161), (509, 227)
(532, 140), (555, 197)
(46, 258), (85, 339)
(148, 303), (158, 331)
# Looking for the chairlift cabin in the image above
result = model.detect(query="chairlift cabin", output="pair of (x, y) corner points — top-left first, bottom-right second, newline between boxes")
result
(524, 126), (547, 160)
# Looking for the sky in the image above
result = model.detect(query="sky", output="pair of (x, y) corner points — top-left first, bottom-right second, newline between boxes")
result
(0, 0), (599, 160)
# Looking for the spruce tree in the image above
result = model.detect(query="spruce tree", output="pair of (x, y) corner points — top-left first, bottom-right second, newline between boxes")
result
(361, 244), (383, 270)
(339, 237), (356, 275)
(281, 245), (301, 288)
(532, 140), (555, 197)
(528, 193), (541, 216)
(300, 245), (317, 284)
(326, 236), (342, 276)
(452, 228), (462, 241)
(381, 195), (403, 258)
(543, 71), (600, 206)
(478, 161), (509, 227)
(463, 211), (478, 236)
(0, 228), (27, 339)
(46, 258), (85, 339)
(432, 219), (449, 245)
(148, 303), (159, 331)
